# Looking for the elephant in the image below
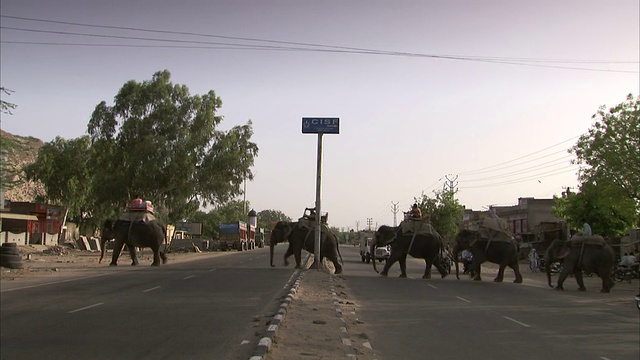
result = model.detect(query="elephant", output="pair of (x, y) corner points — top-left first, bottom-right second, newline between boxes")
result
(269, 221), (343, 274)
(371, 224), (448, 279)
(544, 236), (615, 293)
(453, 229), (523, 283)
(99, 219), (168, 266)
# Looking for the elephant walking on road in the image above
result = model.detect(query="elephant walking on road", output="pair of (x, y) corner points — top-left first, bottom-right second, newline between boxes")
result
(100, 219), (168, 266)
(269, 221), (343, 274)
(453, 229), (523, 283)
(372, 224), (448, 279)
(545, 237), (615, 293)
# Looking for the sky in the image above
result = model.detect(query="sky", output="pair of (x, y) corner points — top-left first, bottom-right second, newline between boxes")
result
(1, 0), (638, 231)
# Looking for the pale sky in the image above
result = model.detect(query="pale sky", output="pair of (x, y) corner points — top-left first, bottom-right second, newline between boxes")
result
(1, 0), (638, 230)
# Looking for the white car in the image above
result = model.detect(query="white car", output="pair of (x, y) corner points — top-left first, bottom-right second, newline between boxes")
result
(374, 245), (391, 262)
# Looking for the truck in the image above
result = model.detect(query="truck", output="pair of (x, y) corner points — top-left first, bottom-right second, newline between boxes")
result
(218, 221), (248, 251)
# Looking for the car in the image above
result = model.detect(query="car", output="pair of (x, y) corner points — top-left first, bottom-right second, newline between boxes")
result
(374, 245), (391, 262)
(360, 237), (372, 263)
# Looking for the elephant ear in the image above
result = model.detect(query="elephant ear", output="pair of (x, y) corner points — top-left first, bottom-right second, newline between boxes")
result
(558, 246), (571, 259)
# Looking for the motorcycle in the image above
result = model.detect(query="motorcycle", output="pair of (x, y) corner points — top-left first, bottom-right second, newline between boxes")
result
(613, 265), (639, 283)
(540, 258), (562, 274)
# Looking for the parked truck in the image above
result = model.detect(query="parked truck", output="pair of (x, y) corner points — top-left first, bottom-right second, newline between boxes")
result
(218, 222), (248, 251)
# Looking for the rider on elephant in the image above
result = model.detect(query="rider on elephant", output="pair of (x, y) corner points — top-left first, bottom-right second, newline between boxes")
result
(409, 204), (422, 219)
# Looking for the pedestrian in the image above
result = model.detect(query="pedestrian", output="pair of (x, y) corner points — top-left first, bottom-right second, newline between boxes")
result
(528, 248), (540, 272)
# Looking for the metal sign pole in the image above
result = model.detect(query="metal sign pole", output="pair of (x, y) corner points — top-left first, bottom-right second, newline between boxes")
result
(314, 133), (323, 270)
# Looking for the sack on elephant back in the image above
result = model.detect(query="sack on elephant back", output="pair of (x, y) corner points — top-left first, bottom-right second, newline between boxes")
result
(478, 217), (512, 241)
(119, 211), (156, 223)
(569, 234), (607, 247)
(400, 220), (439, 237)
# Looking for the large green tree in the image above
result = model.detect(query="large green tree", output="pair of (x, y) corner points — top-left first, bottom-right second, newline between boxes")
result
(24, 136), (92, 221)
(87, 70), (258, 223)
(571, 94), (640, 213)
(256, 209), (292, 231)
(553, 177), (636, 237)
(414, 184), (465, 242)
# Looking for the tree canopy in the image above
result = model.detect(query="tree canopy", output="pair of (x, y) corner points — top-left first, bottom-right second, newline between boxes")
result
(24, 136), (92, 221)
(414, 183), (464, 242)
(553, 177), (637, 237)
(571, 94), (639, 208)
(86, 70), (258, 222)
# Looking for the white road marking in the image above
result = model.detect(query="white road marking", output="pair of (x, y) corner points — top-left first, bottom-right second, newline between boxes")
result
(143, 286), (161, 292)
(456, 296), (471, 303)
(68, 302), (104, 313)
(428, 284), (438, 289)
(503, 316), (531, 328)
(183, 275), (195, 280)
(241, 340), (250, 345)
(600, 357), (612, 360)
(1, 273), (113, 293)
(208, 268), (217, 272)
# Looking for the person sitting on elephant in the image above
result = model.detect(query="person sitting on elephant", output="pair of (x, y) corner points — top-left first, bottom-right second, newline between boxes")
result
(410, 204), (422, 219)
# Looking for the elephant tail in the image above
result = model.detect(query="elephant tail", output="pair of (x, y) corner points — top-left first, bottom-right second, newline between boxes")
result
(336, 241), (344, 265)
(99, 219), (115, 264)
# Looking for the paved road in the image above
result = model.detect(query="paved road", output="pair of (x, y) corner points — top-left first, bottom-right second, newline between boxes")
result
(1, 246), (297, 360)
(339, 245), (640, 360)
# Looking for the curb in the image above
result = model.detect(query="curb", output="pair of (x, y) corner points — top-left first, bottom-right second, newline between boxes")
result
(330, 279), (358, 358)
(249, 255), (309, 360)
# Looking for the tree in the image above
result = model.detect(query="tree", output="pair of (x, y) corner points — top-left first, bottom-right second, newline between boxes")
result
(0, 87), (17, 115)
(571, 94), (640, 211)
(256, 209), (292, 231)
(24, 136), (93, 222)
(414, 183), (465, 242)
(86, 70), (258, 223)
(553, 177), (636, 238)
(1, 87), (19, 195)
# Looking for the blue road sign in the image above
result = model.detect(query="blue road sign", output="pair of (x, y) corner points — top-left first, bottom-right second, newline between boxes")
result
(302, 117), (340, 134)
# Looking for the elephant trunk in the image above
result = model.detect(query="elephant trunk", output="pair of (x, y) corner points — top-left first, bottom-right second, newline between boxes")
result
(99, 219), (112, 264)
(453, 244), (460, 280)
(269, 242), (276, 267)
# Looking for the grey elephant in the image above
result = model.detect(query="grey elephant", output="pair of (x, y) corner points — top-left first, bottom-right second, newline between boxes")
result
(544, 236), (615, 293)
(453, 229), (523, 283)
(269, 221), (343, 274)
(371, 224), (448, 279)
(99, 219), (168, 266)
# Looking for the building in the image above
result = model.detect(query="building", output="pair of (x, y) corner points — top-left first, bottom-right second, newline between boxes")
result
(463, 197), (565, 254)
(0, 201), (66, 245)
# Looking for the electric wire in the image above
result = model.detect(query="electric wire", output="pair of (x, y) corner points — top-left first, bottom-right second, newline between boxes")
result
(1, 15), (638, 73)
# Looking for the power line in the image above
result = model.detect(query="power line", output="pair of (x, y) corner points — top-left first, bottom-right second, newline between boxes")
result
(457, 136), (579, 175)
(459, 167), (578, 189)
(462, 155), (574, 182)
(1, 15), (638, 73)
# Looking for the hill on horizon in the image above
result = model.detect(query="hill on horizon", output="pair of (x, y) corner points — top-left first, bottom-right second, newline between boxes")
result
(0, 130), (45, 203)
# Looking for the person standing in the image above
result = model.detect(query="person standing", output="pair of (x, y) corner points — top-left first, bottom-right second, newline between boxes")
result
(528, 248), (540, 272)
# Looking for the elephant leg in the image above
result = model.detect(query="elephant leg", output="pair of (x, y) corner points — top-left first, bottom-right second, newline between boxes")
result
(494, 265), (506, 282)
(422, 259), (432, 279)
(471, 260), (482, 281)
(283, 246), (294, 267)
(399, 254), (408, 278)
(128, 245), (139, 266)
(511, 261), (523, 283)
(150, 247), (161, 266)
(601, 269), (614, 293)
(294, 246), (303, 269)
(574, 270), (586, 291)
(160, 251), (168, 264)
(432, 256), (448, 278)
(110, 241), (125, 266)
(380, 256), (396, 277)
(555, 269), (569, 291)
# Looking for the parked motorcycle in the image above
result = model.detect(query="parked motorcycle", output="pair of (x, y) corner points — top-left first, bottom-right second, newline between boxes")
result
(613, 265), (639, 283)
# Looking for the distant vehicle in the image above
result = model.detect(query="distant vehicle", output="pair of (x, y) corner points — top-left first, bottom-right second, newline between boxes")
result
(360, 237), (372, 263)
(219, 222), (248, 251)
(374, 245), (391, 262)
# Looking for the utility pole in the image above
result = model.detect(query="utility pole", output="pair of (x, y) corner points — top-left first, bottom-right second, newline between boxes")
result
(367, 218), (373, 231)
(444, 174), (458, 193)
(391, 201), (400, 226)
